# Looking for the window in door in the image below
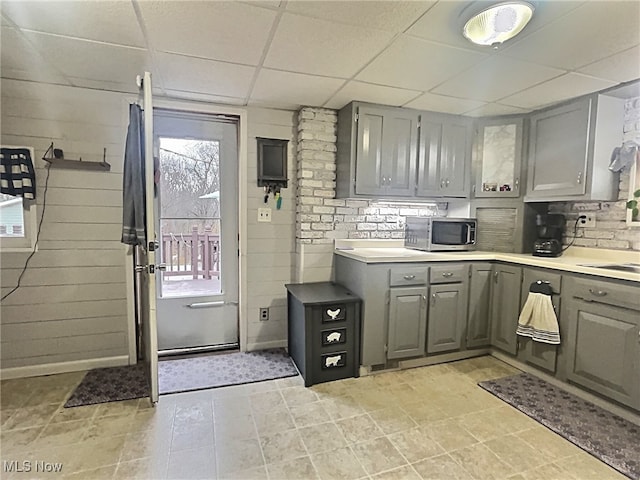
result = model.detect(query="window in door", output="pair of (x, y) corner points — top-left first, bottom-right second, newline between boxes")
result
(158, 138), (222, 298)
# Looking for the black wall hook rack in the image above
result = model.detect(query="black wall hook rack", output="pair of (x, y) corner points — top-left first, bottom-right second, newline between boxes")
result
(42, 142), (111, 171)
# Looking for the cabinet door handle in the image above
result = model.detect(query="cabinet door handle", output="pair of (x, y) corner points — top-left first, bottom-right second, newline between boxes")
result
(403, 274), (416, 280)
(588, 288), (607, 297)
(440, 179), (445, 188)
(445, 179), (450, 187)
(431, 293), (436, 306)
(577, 171), (583, 184)
(422, 294), (427, 303)
(514, 178), (519, 190)
(442, 272), (453, 277)
(494, 271), (499, 283)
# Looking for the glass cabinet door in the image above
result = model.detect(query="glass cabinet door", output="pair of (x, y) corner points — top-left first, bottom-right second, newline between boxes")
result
(474, 117), (523, 198)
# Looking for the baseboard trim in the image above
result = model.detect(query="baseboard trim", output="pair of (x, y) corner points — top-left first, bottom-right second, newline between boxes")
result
(490, 351), (640, 426)
(0, 355), (131, 380)
(246, 340), (286, 352)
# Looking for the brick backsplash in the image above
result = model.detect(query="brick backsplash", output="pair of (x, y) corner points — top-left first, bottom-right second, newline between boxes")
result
(549, 96), (640, 251)
(295, 107), (445, 246)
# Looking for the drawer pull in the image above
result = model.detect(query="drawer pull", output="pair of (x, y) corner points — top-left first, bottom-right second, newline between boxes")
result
(442, 272), (453, 277)
(588, 288), (607, 297)
(403, 274), (416, 280)
(326, 308), (341, 320)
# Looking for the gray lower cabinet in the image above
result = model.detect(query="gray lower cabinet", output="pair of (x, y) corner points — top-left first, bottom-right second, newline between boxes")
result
(490, 264), (522, 355)
(562, 277), (640, 410)
(466, 263), (493, 348)
(518, 268), (562, 373)
(427, 283), (468, 354)
(388, 286), (428, 359)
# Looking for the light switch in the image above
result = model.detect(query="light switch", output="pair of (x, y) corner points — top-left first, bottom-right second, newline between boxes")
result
(258, 208), (272, 222)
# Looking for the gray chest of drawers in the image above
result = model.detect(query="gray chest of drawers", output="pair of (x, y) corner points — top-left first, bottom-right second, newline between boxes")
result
(286, 282), (361, 387)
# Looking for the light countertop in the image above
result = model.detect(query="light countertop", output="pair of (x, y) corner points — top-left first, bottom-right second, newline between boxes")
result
(334, 240), (640, 283)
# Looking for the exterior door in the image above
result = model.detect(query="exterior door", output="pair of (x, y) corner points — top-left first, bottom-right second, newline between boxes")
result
(138, 71), (159, 404)
(154, 110), (239, 352)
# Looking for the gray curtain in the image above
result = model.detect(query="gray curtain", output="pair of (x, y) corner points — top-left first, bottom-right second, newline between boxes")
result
(121, 103), (146, 246)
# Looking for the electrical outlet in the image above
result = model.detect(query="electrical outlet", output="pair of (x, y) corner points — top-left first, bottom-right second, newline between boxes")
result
(259, 308), (269, 321)
(579, 215), (596, 228)
(258, 208), (272, 223)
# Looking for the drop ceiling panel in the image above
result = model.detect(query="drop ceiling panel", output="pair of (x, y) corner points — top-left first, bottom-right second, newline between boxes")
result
(433, 56), (565, 102)
(406, 1), (584, 51)
(404, 92), (485, 115)
(463, 103), (529, 117)
(324, 81), (420, 110)
(264, 13), (395, 78)
(357, 36), (488, 92)
(138, 1), (276, 65)
(156, 52), (255, 99)
(22, 31), (149, 91)
(285, 1), (435, 33)
(500, 73), (617, 109)
(251, 69), (344, 108)
(1, 28), (69, 85)
(2, 0), (145, 47)
(502, 1), (640, 71)
(577, 46), (640, 84)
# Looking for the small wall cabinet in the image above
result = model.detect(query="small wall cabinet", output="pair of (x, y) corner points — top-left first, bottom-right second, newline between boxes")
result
(525, 94), (623, 202)
(473, 117), (524, 198)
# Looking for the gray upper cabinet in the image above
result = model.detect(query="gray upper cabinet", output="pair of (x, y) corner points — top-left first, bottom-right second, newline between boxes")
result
(416, 114), (471, 198)
(490, 264), (522, 355)
(337, 102), (418, 198)
(474, 117), (524, 198)
(467, 263), (493, 348)
(525, 94), (623, 202)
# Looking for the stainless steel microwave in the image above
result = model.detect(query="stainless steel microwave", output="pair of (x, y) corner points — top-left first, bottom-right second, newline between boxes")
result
(404, 217), (477, 252)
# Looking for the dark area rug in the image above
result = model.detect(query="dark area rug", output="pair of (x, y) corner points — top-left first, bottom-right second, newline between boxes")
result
(159, 348), (299, 395)
(479, 372), (640, 479)
(64, 364), (148, 408)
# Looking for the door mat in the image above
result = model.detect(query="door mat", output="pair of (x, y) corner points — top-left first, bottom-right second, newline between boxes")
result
(64, 364), (148, 408)
(159, 348), (299, 395)
(479, 372), (640, 479)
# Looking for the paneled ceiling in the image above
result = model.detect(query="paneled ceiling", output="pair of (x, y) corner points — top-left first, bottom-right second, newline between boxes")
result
(1, 0), (639, 115)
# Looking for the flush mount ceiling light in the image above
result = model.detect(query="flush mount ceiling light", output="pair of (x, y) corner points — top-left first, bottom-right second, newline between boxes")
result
(462, 1), (535, 47)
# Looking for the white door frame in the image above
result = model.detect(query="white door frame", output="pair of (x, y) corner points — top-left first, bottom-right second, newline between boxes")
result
(125, 99), (248, 362)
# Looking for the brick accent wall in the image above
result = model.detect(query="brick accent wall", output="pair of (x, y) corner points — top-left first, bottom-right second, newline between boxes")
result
(294, 107), (446, 282)
(295, 107), (445, 246)
(549, 96), (640, 251)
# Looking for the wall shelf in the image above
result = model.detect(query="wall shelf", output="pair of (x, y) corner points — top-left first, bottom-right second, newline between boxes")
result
(42, 143), (111, 171)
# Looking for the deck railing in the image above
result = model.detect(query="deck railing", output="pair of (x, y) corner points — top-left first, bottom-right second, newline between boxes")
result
(161, 226), (219, 279)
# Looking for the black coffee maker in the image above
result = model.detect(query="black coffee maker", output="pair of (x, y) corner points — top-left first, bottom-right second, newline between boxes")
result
(533, 214), (565, 257)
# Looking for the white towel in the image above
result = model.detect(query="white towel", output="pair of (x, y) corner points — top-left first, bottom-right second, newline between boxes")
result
(516, 292), (560, 344)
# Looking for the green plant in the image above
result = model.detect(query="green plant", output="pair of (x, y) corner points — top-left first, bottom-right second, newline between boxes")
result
(627, 189), (640, 221)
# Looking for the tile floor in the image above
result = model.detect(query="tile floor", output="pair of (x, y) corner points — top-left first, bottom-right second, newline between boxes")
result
(0, 356), (626, 480)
